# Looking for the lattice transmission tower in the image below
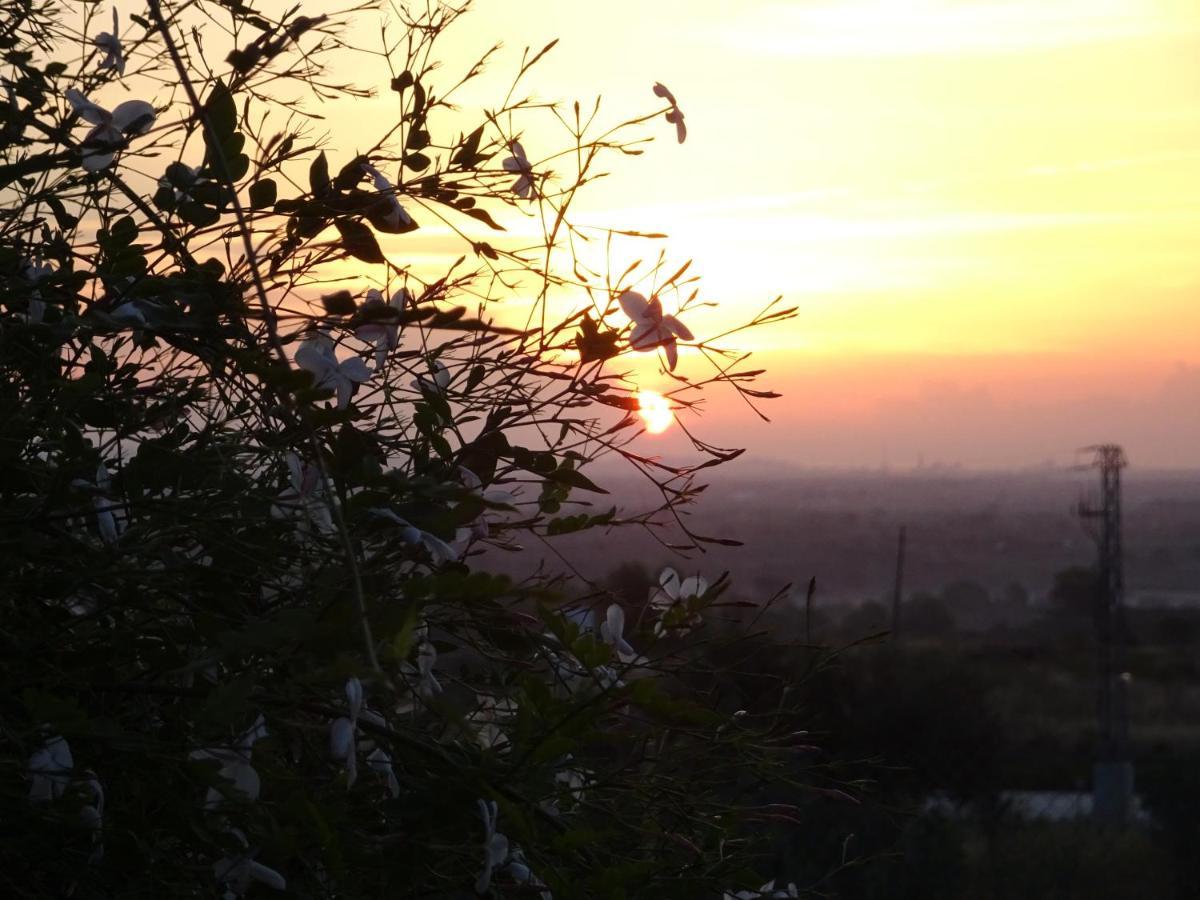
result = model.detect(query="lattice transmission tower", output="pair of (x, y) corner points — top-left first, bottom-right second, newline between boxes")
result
(1077, 444), (1132, 825)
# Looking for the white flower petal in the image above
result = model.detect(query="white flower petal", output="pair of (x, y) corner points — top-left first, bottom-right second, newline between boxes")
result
(345, 677), (363, 718)
(109, 99), (155, 134)
(421, 531), (459, 564)
(81, 148), (116, 171)
(604, 604), (625, 645)
(226, 762), (260, 802)
(295, 338), (336, 382)
(238, 714), (268, 751)
(671, 113), (687, 144)
(618, 290), (650, 321)
(629, 321), (658, 350)
(246, 860), (287, 891)
(95, 503), (119, 544)
(329, 717), (354, 760)
(659, 568), (681, 598)
(66, 89), (109, 125)
(433, 360), (451, 388)
(339, 357), (372, 383)
(652, 82), (677, 105)
(662, 314), (694, 341)
(285, 453), (304, 491)
(662, 339), (679, 370)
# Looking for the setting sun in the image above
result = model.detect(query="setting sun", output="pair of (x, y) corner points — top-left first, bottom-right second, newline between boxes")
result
(637, 390), (674, 434)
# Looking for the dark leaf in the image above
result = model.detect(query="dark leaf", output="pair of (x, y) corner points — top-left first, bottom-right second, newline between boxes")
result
(547, 466), (609, 494)
(204, 80), (237, 139)
(452, 124), (485, 167)
(334, 219), (385, 264)
(463, 207), (505, 231)
(309, 150), (330, 196)
(405, 128), (430, 151)
(248, 178), (277, 209)
(466, 364), (486, 392)
(45, 196), (77, 229)
(226, 152), (250, 182)
(321, 290), (356, 316)
(177, 201), (221, 228)
(335, 154), (368, 191)
(411, 80), (426, 118)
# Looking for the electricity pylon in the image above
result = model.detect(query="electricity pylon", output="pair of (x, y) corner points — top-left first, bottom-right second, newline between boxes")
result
(1077, 444), (1132, 825)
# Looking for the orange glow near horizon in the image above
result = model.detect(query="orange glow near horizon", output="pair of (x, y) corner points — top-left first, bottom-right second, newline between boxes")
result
(637, 391), (674, 435)
(248, 0), (1200, 466)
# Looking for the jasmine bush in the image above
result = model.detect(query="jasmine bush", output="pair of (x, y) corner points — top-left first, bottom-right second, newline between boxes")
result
(0, 2), (815, 897)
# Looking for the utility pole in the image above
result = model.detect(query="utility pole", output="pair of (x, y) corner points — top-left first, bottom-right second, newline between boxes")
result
(1077, 444), (1132, 826)
(891, 525), (906, 641)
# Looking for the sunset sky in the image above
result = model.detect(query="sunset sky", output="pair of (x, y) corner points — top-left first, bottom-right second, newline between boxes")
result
(418, 1), (1200, 467)
(262, 2), (1200, 466)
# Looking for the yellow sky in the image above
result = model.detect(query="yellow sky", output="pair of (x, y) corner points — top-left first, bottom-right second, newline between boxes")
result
(431, 0), (1200, 356)
(403, 1), (1200, 465)
(135, 1), (1200, 465)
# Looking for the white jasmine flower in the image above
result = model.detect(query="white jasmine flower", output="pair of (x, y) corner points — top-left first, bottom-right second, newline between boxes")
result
(723, 881), (800, 899)
(416, 630), (442, 697)
(78, 772), (105, 862)
(367, 507), (459, 563)
(21, 260), (52, 323)
(93, 9), (125, 76)
(551, 757), (592, 811)
(213, 829), (287, 898)
(354, 287), (409, 367)
(650, 567), (709, 636)
(476, 799), (510, 895)
(361, 163), (413, 232)
(501, 140), (535, 198)
(329, 677), (362, 788)
(327, 676), (392, 792)
(64, 88), (155, 171)
(599, 604), (638, 663)
(618, 290), (694, 371)
(410, 358), (451, 397)
(28, 735), (73, 802)
(396, 624), (442, 714)
(455, 466), (517, 542)
(468, 693), (517, 752)
(365, 747), (401, 798)
(191, 714), (268, 809)
(77, 773), (104, 829)
(505, 847), (553, 900)
(295, 332), (372, 409)
(273, 453), (333, 533)
(653, 82), (687, 144)
(72, 463), (121, 545)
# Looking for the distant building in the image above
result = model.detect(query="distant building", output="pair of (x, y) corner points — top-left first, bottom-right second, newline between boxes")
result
(1125, 589), (1200, 610)
(923, 790), (1153, 827)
